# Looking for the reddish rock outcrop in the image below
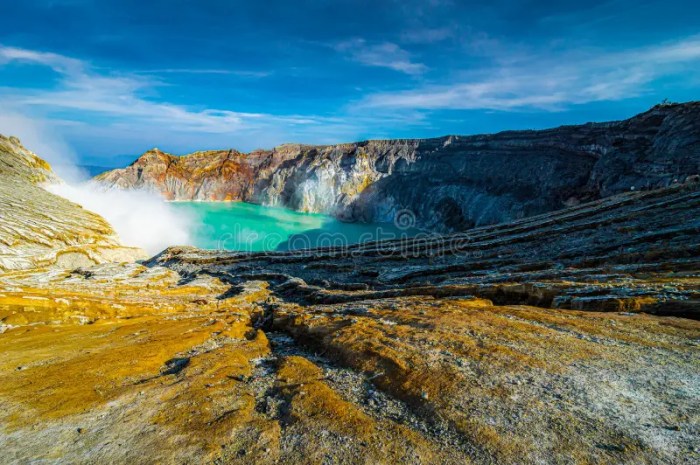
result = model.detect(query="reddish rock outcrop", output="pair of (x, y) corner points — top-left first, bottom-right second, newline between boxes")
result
(96, 102), (700, 231)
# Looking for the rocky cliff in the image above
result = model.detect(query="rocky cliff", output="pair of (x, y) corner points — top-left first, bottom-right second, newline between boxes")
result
(2, 107), (699, 465)
(0, 135), (146, 270)
(96, 102), (700, 231)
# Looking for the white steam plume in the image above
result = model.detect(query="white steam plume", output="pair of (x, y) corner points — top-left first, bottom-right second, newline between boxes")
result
(2, 110), (195, 255)
(0, 111), (86, 181)
(48, 183), (194, 255)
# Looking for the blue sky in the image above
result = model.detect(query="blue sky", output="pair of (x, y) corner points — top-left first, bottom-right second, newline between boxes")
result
(0, 0), (699, 165)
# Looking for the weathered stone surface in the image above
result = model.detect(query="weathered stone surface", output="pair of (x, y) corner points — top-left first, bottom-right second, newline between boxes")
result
(96, 102), (700, 231)
(154, 180), (700, 319)
(1, 262), (698, 464)
(0, 135), (59, 185)
(0, 135), (146, 271)
(1, 180), (698, 464)
(2, 118), (699, 464)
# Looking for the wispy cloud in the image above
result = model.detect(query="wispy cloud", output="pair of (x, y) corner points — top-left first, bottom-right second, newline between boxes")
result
(0, 45), (371, 142)
(0, 45), (431, 155)
(134, 68), (272, 78)
(400, 27), (453, 44)
(0, 46), (83, 73)
(360, 35), (700, 111)
(335, 39), (427, 75)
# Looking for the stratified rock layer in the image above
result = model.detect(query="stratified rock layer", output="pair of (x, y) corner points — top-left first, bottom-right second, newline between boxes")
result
(155, 181), (700, 319)
(0, 135), (146, 271)
(1, 180), (698, 464)
(96, 102), (700, 231)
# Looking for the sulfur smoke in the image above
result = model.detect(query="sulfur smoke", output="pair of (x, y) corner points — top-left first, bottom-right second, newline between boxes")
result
(48, 182), (195, 255)
(1, 111), (195, 255)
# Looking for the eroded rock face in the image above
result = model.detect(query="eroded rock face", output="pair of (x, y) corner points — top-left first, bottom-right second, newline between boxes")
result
(154, 180), (700, 320)
(96, 102), (700, 231)
(0, 135), (146, 271)
(2, 112), (699, 464)
(0, 135), (59, 185)
(1, 180), (697, 464)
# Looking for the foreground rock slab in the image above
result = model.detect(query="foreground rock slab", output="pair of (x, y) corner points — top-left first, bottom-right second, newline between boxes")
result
(0, 264), (697, 464)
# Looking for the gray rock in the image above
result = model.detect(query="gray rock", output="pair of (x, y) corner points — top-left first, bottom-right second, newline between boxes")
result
(95, 102), (700, 232)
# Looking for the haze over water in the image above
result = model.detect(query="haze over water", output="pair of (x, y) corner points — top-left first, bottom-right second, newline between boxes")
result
(172, 202), (415, 252)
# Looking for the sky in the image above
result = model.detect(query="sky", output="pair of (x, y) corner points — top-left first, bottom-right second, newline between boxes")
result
(0, 0), (699, 166)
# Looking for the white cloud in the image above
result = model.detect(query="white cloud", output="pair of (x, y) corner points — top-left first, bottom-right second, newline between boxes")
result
(335, 39), (427, 75)
(360, 35), (700, 111)
(135, 68), (272, 78)
(400, 27), (453, 44)
(0, 46), (83, 73)
(0, 45), (377, 138)
(0, 45), (269, 134)
(0, 44), (442, 156)
(0, 45), (391, 153)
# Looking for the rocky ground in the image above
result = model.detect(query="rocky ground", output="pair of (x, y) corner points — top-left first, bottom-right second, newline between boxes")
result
(1, 126), (699, 464)
(1, 182), (698, 464)
(0, 262), (698, 465)
(156, 180), (700, 319)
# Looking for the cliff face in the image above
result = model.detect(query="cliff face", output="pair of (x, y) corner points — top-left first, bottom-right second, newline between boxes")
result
(3, 105), (699, 464)
(0, 135), (146, 271)
(96, 102), (700, 230)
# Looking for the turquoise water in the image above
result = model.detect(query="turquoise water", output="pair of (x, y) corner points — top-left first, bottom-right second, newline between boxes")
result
(171, 202), (416, 252)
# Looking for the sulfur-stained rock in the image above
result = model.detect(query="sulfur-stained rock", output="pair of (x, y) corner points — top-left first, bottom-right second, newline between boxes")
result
(0, 260), (697, 464)
(0, 135), (146, 271)
(1, 110), (699, 464)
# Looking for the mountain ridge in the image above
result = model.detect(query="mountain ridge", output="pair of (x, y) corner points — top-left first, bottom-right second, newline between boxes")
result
(95, 101), (700, 231)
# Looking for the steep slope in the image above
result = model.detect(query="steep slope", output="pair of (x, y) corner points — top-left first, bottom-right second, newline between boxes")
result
(1, 181), (698, 464)
(96, 102), (700, 231)
(0, 135), (146, 271)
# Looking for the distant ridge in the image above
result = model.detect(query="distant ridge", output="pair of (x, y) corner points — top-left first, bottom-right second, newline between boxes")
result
(96, 101), (700, 232)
